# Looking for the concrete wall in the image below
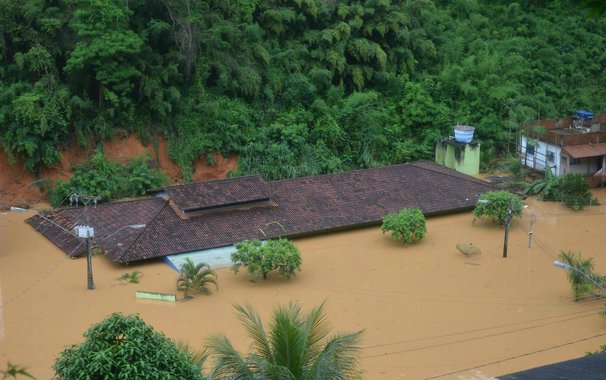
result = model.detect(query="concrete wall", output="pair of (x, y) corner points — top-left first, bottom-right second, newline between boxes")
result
(435, 140), (480, 176)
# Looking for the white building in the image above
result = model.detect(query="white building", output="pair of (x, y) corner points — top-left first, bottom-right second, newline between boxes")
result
(519, 114), (606, 182)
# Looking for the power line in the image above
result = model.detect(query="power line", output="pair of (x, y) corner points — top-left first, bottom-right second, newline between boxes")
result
(361, 305), (602, 350)
(362, 309), (602, 359)
(424, 331), (606, 379)
(0, 240), (84, 310)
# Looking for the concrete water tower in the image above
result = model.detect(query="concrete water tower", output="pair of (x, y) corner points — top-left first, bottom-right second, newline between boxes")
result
(435, 125), (480, 176)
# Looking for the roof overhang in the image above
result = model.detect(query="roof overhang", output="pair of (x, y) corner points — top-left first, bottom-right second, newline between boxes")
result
(562, 143), (606, 158)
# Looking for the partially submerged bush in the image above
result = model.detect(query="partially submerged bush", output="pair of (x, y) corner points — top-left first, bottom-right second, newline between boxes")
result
(473, 191), (522, 224)
(177, 258), (218, 297)
(381, 208), (427, 244)
(232, 238), (302, 280)
(558, 251), (603, 301)
(557, 173), (596, 210)
(524, 171), (598, 210)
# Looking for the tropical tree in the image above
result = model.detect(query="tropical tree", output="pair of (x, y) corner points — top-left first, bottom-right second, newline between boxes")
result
(473, 191), (522, 225)
(523, 165), (558, 200)
(558, 251), (604, 301)
(207, 302), (363, 380)
(232, 238), (302, 280)
(381, 208), (427, 244)
(54, 313), (207, 379)
(176, 258), (218, 298)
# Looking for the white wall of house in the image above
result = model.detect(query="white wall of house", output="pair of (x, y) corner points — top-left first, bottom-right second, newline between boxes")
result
(519, 136), (560, 174)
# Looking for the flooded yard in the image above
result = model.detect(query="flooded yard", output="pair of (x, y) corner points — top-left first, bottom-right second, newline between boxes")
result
(1, 190), (606, 379)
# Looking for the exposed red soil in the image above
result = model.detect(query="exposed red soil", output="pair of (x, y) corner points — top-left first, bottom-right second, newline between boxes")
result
(0, 134), (238, 209)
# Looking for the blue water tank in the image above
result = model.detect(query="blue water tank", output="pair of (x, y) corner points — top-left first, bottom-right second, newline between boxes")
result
(576, 110), (593, 120)
(454, 125), (475, 143)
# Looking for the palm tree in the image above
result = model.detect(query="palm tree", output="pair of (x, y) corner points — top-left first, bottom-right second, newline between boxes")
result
(208, 302), (363, 380)
(558, 251), (601, 301)
(176, 258), (218, 298)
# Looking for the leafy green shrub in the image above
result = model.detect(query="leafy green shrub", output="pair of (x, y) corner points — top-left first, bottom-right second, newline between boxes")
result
(525, 171), (598, 210)
(557, 173), (596, 210)
(232, 238), (302, 280)
(176, 258), (218, 298)
(558, 251), (603, 301)
(381, 208), (427, 244)
(49, 150), (167, 207)
(473, 191), (522, 224)
(54, 313), (207, 379)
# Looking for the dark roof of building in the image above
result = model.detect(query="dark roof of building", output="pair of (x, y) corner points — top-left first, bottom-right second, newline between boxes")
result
(27, 161), (498, 264)
(499, 353), (606, 379)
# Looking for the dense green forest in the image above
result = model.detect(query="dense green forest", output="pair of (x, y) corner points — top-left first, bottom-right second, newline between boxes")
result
(2, 0), (606, 181)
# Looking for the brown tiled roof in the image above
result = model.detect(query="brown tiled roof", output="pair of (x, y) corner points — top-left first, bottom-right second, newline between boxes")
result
(27, 198), (167, 258)
(562, 143), (606, 158)
(28, 161), (498, 264)
(163, 175), (273, 211)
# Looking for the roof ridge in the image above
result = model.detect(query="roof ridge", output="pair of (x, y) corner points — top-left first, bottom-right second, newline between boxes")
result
(111, 199), (170, 263)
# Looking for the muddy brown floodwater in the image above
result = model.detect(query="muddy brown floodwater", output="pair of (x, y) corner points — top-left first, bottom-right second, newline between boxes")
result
(1, 191), (606, 380)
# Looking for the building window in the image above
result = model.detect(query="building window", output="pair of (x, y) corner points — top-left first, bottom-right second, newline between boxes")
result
(570, 157), (582, 165)
(526, 143), (535, 156)
(546, 150), (555, 163)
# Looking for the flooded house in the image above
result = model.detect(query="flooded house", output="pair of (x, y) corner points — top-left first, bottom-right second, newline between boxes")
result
(519, 110), (606, 181)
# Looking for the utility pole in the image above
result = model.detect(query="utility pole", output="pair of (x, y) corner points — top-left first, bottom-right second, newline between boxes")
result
(503, 196), (513, 258)
(71, 193), (100, 290)
(528, 209), (535, 248)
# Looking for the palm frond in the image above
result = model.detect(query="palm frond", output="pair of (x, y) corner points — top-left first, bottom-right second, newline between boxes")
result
(207, 334), (256, 380)
(270, 303), (306, 377)
(304, 331), (363, 380)
(234, 304), (274, 362)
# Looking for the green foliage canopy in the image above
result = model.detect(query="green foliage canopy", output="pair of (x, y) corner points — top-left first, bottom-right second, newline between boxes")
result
(54, 313), (206, 379)
(232, 238), (302, 280)
(381, 208), (427, 244)
(473, 191), (522, 225)
(49, 150), (167, 207)
(2, 1), (606, 181)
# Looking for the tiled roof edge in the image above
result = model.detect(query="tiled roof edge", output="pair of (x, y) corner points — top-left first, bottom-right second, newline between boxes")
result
(108, 199), (170, 263)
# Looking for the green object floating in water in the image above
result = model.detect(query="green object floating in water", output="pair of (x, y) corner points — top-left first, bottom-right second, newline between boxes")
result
(135, 291), (176, 302)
